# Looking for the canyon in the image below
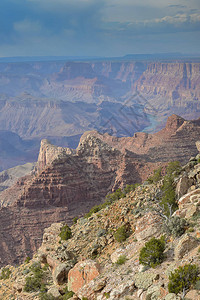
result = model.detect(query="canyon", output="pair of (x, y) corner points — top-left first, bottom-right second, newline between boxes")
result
(0, 114), (200, 267)
(0, 59), (200, 170)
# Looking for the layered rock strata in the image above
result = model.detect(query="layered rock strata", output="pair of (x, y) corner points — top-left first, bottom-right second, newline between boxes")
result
(0, 115), (200, 266)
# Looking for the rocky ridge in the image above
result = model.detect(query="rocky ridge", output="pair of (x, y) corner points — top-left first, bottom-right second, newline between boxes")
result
(2, 142), (200, 299)
(0, 115), (200, 267)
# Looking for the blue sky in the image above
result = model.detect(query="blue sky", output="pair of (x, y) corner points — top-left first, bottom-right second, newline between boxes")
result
(0, 0), (200, 57)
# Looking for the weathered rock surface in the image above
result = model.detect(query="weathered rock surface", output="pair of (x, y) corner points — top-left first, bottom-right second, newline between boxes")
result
(2, 153), (200, 299)
(0, 115), (200, 267)
(53, 263), (70, 285)
(174, 234), (199, 259)
(135, 212), (163, 241)
(134, 272), (158, 290)
(68, 260), (100, 293)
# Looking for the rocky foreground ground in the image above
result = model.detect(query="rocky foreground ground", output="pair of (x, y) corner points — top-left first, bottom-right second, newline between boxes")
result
(1, 143), (200, 299)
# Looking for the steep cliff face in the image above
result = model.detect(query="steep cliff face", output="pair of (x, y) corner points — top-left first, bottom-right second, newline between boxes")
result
(0, 115), (200, 267)
(135, 63), (200, 117)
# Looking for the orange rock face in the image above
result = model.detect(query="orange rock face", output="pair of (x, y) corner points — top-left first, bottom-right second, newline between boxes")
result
(68, 260), (100, 293)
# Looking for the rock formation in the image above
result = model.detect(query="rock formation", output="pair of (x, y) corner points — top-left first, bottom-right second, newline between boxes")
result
(0, 115), (200, 267)
(2, 141), (200, 299)
(0, 60), (200, 170)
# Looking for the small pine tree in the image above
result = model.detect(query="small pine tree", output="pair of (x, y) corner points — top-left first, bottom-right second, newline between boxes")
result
(114, 225), (128, 242)
(106, 188), (126, 203)
(168, 264), (199, 299)
(59, 224), (72, 240)
(139, 237), (165, 268)
(160, 161), (181, 217)
(147, 167), (162, 184)
(123, 184), (138, 194)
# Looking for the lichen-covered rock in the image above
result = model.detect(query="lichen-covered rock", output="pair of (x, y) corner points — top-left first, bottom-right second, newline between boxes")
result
(109, 280), (135, 299)
(164, 293), (181, 300)
(146, 285), (168, 300)
(47, 286), (61, 299)
(134, 272), (158, 290)
(68, 260), (100, 293)
(174, 233), (199, 260)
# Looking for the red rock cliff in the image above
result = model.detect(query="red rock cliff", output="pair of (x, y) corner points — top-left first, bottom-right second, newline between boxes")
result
(0, 115), (200, 266)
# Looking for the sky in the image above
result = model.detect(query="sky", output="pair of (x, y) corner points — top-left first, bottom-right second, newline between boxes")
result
(0, 0), (200, 57)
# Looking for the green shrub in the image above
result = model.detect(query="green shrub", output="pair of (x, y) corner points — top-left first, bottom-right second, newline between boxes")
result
(73, 217), (78, 224)
(24, 256), (31, 264)
(123, 184), (138, 194)
(60, 286), (74, 300)
(147, 167), (162, 184)
(0, 267), (11, 280)
(139, 237), (165, 268)
(104, 292), (110, 299)
(166, 161), (181, 177)
(115, 255), (127, 265)
(160, 161), (181, 217)
(24, 263), (44, 292)
(114, 225), (128, 242)
(63, 291), (75, 299)
(59, 224), (72, 241)
(39, 292), (55, 300)
(84, 189), (126, 219)
(163, 216), (187, 237)
(84, 205), (103, 218)
(84, 185), (139, 219)
(105, 188), (126, 203)
(42, 263), (49, 271)
(168, 264), (199, 298)
(24, 276), (43, 292)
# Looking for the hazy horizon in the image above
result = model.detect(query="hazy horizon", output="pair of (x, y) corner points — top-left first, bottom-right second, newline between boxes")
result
(0, 0), (200, 57)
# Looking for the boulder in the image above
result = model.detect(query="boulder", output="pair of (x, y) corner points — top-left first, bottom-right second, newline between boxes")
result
(135, 212), (162, 241)
(176, 176), (193, 199)
(53, 263), (70, 285)
(146, 285), (168, 300)
(174, 234), (199, 260)
(109, 280), (135, 299)
(47, 286), (61, 299)
(185, 205), (198, 219)
(68, 259), (100, 293)
(178, 188), (200, 211)
(185, 289), (200, 300)
(164, 293), (181, 300)
(134, 272), (158, 290)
